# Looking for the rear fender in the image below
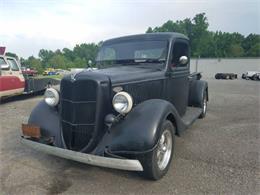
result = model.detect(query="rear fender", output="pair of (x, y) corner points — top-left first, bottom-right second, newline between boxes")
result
(188, 80), (208, 107)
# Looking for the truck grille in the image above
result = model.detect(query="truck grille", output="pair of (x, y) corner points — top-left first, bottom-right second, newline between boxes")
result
(60, 78), (98, 151)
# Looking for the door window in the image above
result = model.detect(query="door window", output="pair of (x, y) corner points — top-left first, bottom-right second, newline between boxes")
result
(7, 58), (19, 71)
(97, 47), (116, 61)
(171, 40), (189, 67)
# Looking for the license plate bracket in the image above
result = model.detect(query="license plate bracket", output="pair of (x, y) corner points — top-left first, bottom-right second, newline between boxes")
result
(22, 124), (41, 139)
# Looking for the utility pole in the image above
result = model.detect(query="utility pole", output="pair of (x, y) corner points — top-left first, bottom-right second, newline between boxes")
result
(195, 55), (200, 72)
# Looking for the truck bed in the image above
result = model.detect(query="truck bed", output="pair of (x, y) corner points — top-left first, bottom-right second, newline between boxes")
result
(24, 77), (60, 94)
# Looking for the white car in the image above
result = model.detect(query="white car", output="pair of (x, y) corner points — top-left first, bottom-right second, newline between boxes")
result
(242, 71), (260, 80)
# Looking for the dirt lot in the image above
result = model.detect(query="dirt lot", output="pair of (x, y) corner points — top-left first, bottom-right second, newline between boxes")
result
(0, 79), (259, 195)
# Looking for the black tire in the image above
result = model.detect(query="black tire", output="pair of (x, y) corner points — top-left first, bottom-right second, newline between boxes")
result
(199, 90), (207, 118)
(215, 74), (220, 79)
(252, 74), (258, 81)
(140, 120), (175, 180)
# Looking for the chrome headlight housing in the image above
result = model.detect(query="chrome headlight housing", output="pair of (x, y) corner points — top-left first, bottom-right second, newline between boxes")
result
(112, 91), (133, 114)
(44, 88), (59, 107)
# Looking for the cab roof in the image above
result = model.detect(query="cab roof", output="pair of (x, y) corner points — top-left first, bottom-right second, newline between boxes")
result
(0, 55), (16, 59)
(103, 32), (189, 45)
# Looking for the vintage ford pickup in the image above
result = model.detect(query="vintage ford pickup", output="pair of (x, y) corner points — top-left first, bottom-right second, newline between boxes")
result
(21, 33), (208, 180)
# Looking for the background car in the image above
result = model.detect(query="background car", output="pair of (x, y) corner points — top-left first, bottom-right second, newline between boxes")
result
(242, 71), (260, 80)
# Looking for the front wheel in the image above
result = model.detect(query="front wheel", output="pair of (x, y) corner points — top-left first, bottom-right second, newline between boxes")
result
(140, 120), (175, 180)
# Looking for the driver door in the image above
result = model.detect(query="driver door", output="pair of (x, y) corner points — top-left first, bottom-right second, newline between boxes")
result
(165, 39), (190, 116)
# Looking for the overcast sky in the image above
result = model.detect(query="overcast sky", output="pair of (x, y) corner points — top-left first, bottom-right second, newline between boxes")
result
(0, 0), (259, 58)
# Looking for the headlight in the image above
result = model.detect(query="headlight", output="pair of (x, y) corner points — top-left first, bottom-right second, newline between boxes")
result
(44, 88), (59, 106)
(112, 91), (133, 114)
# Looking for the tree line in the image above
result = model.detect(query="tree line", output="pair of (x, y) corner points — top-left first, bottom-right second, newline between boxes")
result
(7, 13), (260, 73)
(146, 13), (259, 58)
(21, 43), (99, 73)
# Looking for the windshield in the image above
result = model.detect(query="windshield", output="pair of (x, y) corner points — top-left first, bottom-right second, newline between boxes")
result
(7, 58), (20, 71)
(96, 40), (168, 69)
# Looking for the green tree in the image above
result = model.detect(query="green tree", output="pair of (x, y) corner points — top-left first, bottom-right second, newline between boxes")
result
(229, 44), (244, 57)
(146, 13), (211, 57)
(190, 13), (209, 57)
(49, 55), (68, 69)
(242, 34), (260, 57)
(247, 43), (260, 57)
(146, 27), (153, 33)
(73, 57), (86, 68)
(73, 43), (99, 62)
(62, 48), (74, 61)
(24, 56), (43, 73)
(38, 49), (54, 68)
(146, 13), (259, 58)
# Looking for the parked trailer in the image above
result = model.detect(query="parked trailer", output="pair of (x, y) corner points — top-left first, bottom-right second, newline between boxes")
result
(215, 73), (237, 80)
(0, 55), (60, 100)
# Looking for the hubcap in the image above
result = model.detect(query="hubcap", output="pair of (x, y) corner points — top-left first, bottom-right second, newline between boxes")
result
(156, 129), (172, 170)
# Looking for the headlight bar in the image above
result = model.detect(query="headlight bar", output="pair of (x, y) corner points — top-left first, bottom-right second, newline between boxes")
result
(44, 88), (59, 106)
(112, 91), (133, 114)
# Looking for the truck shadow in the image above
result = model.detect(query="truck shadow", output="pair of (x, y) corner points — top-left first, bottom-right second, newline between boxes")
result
(0, 91), (44, 104)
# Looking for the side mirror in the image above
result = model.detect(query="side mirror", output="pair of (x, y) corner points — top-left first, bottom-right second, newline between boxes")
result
(179, 56), (188, 65)
(0, 64), (10, 70)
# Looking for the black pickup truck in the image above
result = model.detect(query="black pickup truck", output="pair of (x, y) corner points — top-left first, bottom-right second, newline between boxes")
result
(21, 33), (208, 180)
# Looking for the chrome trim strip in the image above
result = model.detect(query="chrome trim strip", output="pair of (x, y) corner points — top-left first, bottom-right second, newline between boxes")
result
(61, 98), (96, 104)
(21, 138), (143, 171)
(61, 120), (95, 126)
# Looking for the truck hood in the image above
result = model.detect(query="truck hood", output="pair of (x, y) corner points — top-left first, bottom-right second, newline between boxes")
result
(94, 66), (165, 84)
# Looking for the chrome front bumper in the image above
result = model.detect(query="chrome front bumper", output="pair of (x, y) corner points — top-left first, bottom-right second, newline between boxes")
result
(21, 138), (143, 171)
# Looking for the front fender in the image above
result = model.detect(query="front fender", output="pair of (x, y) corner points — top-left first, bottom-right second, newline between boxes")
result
(94, 99), (182, 155)
(28, 100), (62, 147)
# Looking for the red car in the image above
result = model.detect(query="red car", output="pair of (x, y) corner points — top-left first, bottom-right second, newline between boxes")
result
(0, 55), (25, 98)
(21, 67), (38, 77)
(0, 55), (60, 100)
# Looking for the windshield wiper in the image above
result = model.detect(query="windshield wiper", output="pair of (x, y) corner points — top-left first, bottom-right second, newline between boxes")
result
(116, 58), (165, 65)
(96, 59), (166, 69)
(134, 58), (165, 63)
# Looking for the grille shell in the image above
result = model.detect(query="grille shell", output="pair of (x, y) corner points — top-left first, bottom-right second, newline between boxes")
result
(60, 73), (110, 152)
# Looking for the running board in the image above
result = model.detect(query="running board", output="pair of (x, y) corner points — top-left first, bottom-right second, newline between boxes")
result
(181, 107), (202, 127)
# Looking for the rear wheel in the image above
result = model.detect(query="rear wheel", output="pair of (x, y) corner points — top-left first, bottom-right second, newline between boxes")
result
(252, 74), (258, 81)
(140, 120), (175, 180)
(199, 91), (207, 118)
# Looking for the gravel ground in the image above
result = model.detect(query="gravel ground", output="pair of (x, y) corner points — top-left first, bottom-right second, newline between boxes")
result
(0, 79), (259, 195)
